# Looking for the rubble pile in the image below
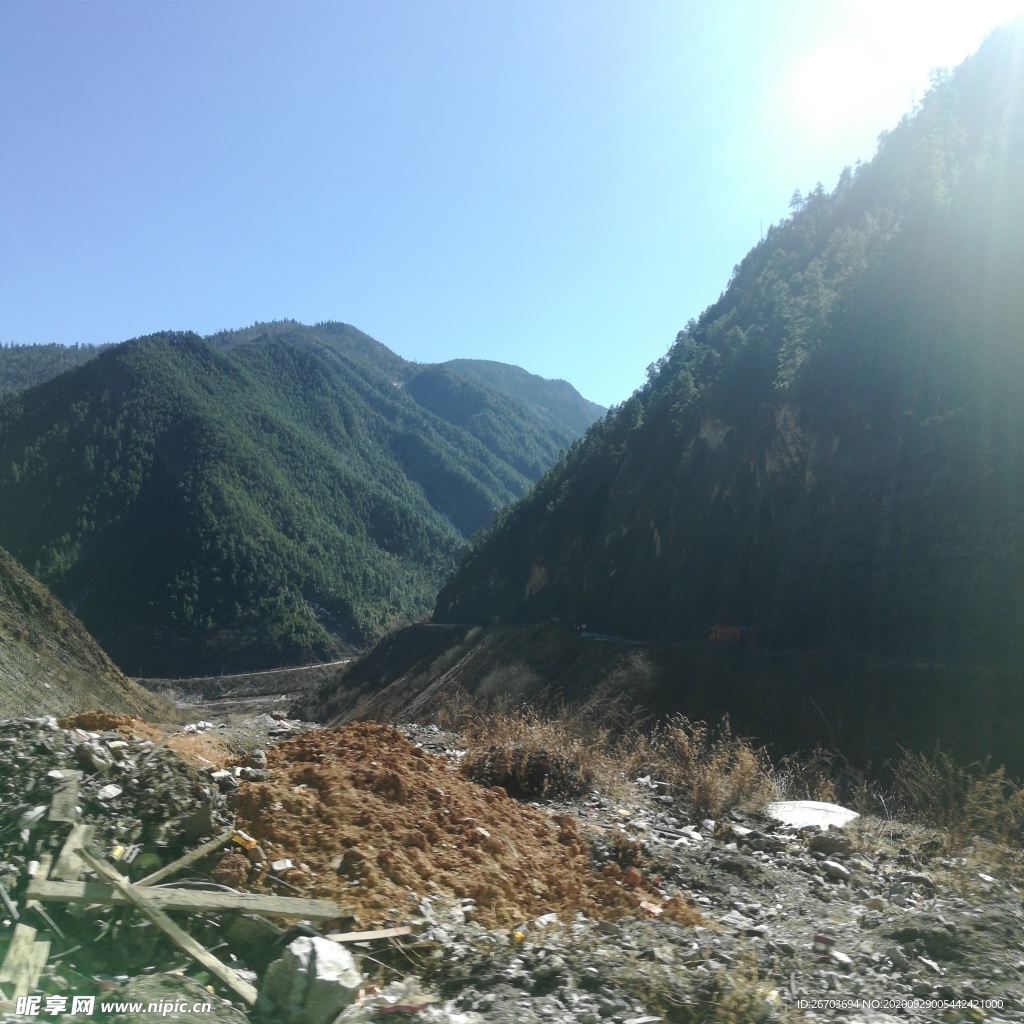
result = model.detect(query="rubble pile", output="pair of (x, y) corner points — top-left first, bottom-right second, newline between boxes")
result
(0, 712), (1023, 1023)
(228, 722), (697, 929)
(0, 715), (232, 874)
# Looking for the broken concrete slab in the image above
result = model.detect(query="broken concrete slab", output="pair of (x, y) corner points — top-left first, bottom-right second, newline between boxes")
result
(258, 935), (362, 1024)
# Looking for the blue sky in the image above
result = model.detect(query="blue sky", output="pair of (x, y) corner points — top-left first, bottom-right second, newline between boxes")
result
(3, 2), (1022, 407)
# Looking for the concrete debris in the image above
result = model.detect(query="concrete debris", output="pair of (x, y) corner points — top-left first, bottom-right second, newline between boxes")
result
(766, 799), (860, 829)
(258, 935), (362, 1024)
(0, 713), (1022, 1024)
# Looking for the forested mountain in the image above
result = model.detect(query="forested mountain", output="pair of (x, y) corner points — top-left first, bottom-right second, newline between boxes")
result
(436, 23), (1024, 669)
(438, 359), (605, 441)
(0, 326), (600, 675)
(0, 342), (113, 396)
(0, 543), (173, 720)
(0, 324), (606, 449)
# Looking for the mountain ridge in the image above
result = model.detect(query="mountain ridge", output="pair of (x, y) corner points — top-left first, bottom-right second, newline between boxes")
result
(0, 325), (603, 676)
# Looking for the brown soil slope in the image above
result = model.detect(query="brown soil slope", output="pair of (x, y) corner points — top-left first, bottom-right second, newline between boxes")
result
(294, 622), (653, 726)
(0, 544), (176, 721)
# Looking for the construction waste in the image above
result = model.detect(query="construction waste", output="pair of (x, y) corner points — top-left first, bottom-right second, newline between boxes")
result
(0, 713), (1022, 1024)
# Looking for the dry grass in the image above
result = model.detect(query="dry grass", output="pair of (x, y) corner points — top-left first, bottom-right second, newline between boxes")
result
(652, 715), (774, 818)
(447, 692), (1024, 856)
(884, 747), (1024, 847)
(458, 702), (609, 800)
(452, 693), (773, 817)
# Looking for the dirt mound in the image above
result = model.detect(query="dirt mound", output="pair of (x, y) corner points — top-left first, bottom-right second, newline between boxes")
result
(59, 710), (165, 741)
(230, 722), (696, 928)
(57, 711), (232, 767)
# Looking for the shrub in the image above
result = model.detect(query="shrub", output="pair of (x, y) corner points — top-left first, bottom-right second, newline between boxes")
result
(654, 715), (773, 818)
(459, 705), (603, 800)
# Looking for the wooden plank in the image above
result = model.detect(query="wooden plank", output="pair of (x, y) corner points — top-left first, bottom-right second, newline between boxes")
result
(52, 825), (95, 881)
(0, 881), (19, 921)
(77, 850), (258, 1007)
(0, 923), (49, 998)
(47, 770), (82, 823)
(135, 828), (236, 887)
(326, 925), (412, 943)
(24, 940), (50, 999)
(26, 875), (350, 921)
(0, 923), (36, 983)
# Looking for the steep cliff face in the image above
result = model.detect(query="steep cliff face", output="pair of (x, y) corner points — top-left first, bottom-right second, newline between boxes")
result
(435, 23), (1024, 667)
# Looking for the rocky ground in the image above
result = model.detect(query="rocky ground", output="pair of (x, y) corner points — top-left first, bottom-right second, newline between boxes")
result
(0, 713), (1021, 1023)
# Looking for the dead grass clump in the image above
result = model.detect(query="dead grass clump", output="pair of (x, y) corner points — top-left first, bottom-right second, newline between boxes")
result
(655, 716), (773, 819)
(460, 705), (602, 800)
(770, 746), (839, 803)
(886, 747), (1024, 846)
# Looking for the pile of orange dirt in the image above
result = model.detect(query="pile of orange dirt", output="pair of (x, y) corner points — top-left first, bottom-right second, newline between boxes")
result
(59, 711), (165, 742)
(58, 711), (231, 768)
(229, 721), (699, 929)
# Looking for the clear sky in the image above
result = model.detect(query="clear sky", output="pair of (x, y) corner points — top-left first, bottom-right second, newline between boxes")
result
(3, 2), (1022, 407)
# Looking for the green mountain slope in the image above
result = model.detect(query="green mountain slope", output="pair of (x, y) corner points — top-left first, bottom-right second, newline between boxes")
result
(0, 543), (174, 720)
(0, 323), (606, 434)
(0, 327), (599, 676)
(436, 23), (1024, 669)
(439, 359), (606, 442)
(0, 343), (113, 396)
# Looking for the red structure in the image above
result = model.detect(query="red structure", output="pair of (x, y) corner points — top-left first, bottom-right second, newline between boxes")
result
(709, 623), (756, 644)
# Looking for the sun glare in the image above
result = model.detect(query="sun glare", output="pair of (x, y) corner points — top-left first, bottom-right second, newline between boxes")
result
(786, 1), (1024, 137)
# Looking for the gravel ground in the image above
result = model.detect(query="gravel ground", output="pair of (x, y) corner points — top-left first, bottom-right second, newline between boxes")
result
(0, 715), (1021, 1024)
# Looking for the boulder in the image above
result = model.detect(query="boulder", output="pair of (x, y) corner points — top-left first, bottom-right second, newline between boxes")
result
(258, 935), (362, 1024)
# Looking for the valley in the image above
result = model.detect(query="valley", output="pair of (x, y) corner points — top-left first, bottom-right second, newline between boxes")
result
(2, 20), (1024, 1024)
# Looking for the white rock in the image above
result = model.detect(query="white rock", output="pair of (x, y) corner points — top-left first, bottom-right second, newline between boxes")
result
(766, 800), (859, 829)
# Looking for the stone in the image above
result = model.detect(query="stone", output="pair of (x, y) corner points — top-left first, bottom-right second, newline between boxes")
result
(830, 950), (854, 970)
(807, 831), (853, 856)
(258, 935), (362, 1024)
(822, 860), (852, 882)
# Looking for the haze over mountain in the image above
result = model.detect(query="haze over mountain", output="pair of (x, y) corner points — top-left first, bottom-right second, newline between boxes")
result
(436, 24), (1024, 670)
(0, 322), (602, 676)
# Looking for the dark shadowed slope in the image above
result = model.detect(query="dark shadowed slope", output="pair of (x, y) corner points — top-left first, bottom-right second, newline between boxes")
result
(436, 23), (1024, 670)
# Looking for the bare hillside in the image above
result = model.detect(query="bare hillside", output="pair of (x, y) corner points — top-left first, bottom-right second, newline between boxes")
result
(0, 544), (176, 721)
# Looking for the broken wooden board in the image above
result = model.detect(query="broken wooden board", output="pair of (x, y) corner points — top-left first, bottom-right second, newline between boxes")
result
(326, 925), (412, 943)
(47, 770), (82, 823)
(0, 881), (19, 921)
(0, 923), (50, 999)
(77, 850), (257, 1007)
(135, 827), (236, 887)
(52, 824), (96, 881)
(26, 875), (350, 921)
